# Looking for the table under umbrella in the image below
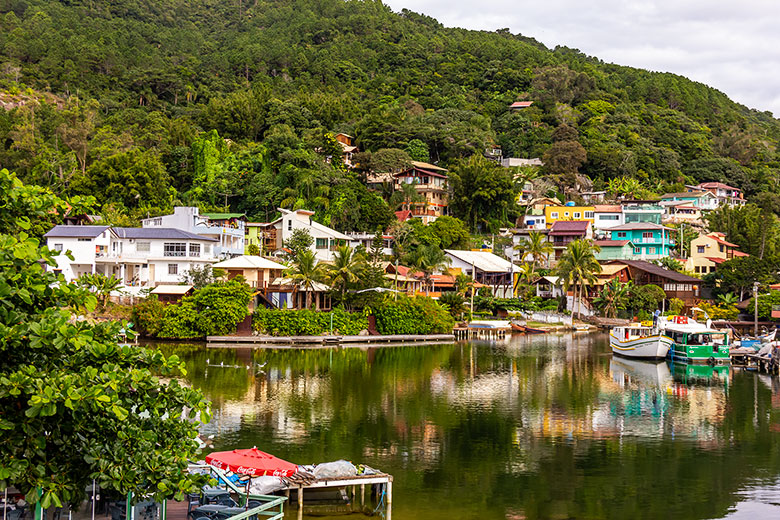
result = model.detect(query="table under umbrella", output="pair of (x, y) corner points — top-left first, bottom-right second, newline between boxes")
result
(205, 447), (298, 477)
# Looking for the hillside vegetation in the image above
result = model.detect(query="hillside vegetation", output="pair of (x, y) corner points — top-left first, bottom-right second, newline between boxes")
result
(1, 0), (779, 229)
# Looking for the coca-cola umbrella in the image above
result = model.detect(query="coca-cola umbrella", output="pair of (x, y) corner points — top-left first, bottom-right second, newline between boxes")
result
(205, 447), (298, 477)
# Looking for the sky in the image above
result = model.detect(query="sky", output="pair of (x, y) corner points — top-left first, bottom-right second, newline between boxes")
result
(382, 0), (780, 117)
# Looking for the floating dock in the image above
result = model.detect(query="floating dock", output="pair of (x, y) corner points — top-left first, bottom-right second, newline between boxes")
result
(730, 346), (780, 374)
(206, 334), (455, 348)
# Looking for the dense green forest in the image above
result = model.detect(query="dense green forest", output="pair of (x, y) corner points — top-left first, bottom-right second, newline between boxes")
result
(1, 0), (779, 231)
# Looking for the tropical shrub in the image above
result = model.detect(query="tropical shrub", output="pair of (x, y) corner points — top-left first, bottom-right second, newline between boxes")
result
(131, 295), (166, 337)
(253, 307), (368, 336)
(373, 296), (455, 334)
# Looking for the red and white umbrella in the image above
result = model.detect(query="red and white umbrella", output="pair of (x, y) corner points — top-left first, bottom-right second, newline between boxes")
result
(205, 447), (298, 477)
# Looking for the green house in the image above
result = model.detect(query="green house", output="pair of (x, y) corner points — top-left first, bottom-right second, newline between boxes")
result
(594, 240), (637, 260)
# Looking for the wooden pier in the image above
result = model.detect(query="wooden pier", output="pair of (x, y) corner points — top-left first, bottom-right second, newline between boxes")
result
(730, 346), (780, 374)
(206, 334), (455, 348)
(282, 474), (393, 520)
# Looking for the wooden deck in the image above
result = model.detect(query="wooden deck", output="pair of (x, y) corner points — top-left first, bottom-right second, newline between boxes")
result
(206, 334), (455, 348)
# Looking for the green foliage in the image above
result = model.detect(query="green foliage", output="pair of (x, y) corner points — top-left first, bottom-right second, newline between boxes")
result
(748, 291), (780, 321)
(449, 154), (519, 232)
(556, 239), (602, 318)
(137, 280), (252, 339)
(405, 139), (430, 162)
(131, 296), (166, 337)
(626, 284), (667, 317)
(373, 296), (455, 334)
(667, 298), (685, 316)
(706, 256), (778, 298)
(654, 256), (684, 273)
(439, 292), (466, 320)
(0, 182), (209, 507)
(252, 307), (368, 336)
(592, 279), (631, 318)
(282, 229), (314, 261)
(285, 249), (327, 309)
(706, 204), (780, 261)
(75, 273), (123, 308)
(180, 265), (222, 289)
(696, 302), (739, 321)
(247, 243), (261, 256)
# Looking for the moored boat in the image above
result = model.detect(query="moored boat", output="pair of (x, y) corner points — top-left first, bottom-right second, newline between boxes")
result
(609, 323), (673, 360)
(662, 315), (730, 365)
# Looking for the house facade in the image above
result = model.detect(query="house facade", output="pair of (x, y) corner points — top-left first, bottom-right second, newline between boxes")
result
(44, 225), (219, 287)
(268, 208), (352, 262)
(621, 201), (663, 225)
(394, 161), (449, 224)
(444, 249), (518, 298)
(688, 182), (745, 206)
(661, 191), (718, 211)
(548, 221), (592, 260)
(544, 204), (595, 229)
(141, 207), (245, 257)
(593, 205), (623, 234)
(605, 260), (702, 307)
(684, 232), (747, 275)
(661, 202), (703, 225)
(608, 223), (674, 260)
(593, 240), (637, 261)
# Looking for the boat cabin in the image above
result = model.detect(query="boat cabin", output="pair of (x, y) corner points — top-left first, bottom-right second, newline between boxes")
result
(614, 324), (654, 341)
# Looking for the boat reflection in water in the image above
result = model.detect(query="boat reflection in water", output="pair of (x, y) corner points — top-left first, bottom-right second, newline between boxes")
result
(603, 357), (729, 442)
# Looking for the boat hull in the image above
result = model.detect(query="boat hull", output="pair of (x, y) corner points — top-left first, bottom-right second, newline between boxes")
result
(666, 343), (730, 365)
(610, 333), (673, 360)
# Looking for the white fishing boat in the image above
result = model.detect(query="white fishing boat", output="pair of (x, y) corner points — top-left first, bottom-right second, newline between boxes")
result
(609, 323), (673, 360)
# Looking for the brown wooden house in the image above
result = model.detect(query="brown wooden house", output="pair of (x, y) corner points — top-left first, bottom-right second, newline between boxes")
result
(604, 260), (702, 307)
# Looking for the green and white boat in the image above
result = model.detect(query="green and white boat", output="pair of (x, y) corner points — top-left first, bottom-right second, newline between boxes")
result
(661, 315), (730, 365)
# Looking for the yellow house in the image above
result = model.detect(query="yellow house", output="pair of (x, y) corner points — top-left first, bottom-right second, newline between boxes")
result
(684, 232), (748, 275)
(544, 204), (595, 229)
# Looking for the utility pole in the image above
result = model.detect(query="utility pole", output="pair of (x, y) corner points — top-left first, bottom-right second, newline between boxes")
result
(469, 259), (476, 321)
(754, 281), (760, 337)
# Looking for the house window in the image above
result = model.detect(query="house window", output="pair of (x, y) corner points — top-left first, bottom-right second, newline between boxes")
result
(78, 238), (91, 242)
(584, 211), (594, 219)
(697, 246), (705, 254)
(618, 232), (627, 238)
(163, 242), (187, 257)
(204, 244), (211, 255)
(599, 215), (619, 221)
(564, 212), (570, 217)
(189, 243), (201, 257)
(53, 243), (63, 252)
(649, 247), (656, 254)
(136, 241), (150, 253)
(574, 212), (581, 219)
(642, 232), (653, 238)
(316, 238), (328, 249)
(551, 212), (559, 219)
(168, 263), (178, 275)
(634, 247), (641, 254)
(695, 266), (700, 273)
(719, 245), (724, 252)
(288, 220), (293, 231)
(710, 266), (716, 273)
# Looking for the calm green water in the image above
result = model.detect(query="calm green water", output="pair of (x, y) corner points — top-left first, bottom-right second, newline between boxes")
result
(159, 333), (780, 520)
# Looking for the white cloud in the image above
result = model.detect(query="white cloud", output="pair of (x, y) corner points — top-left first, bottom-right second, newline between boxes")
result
(383, 0), (780, 116)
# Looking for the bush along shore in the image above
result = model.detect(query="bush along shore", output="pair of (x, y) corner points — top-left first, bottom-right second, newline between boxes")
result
(254, 296), (455, 337)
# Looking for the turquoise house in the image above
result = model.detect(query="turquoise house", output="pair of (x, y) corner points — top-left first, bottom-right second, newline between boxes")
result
(607, 223), (674, 260)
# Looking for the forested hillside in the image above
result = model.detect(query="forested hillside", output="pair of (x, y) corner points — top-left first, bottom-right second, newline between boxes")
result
(1, 0), (779, 229)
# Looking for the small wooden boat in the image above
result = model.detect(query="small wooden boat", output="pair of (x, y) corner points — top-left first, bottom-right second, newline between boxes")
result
(511, 322), (546, 334)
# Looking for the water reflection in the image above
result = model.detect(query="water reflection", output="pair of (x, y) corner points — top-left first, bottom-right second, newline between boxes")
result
(156, 333), (780, 520)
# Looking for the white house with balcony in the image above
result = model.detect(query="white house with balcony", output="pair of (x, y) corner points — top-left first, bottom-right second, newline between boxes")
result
(45, 225), (218, 286)
(268, 208), (352, 262)
(141, 207), (245, 258)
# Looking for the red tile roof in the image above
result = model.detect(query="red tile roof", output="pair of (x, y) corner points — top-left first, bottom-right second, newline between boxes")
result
(705, 257), (727, 264)
(594, 205), (621, 213)
(733, 251), (749, 257)
(698, 182), (740, 191)
(709, 234), (739, 248)
(510, 101), (534, 108)
(395, 210), (412, 222)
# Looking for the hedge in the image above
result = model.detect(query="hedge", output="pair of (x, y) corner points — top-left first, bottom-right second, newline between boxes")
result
(253, 307), (368, 336)
(252, 296), (455, 336)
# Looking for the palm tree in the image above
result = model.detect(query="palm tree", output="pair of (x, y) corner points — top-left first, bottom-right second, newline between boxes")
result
(407, 245), (451, 296)
(326, 245), (366, 304)
(556, 240), (602, 319)
(515, 231), (553, 276)
(717, 292), (739, 306)
(285, 250), (327, 309)
(592, 279), (632, 318)
(390, 181), (426, 212)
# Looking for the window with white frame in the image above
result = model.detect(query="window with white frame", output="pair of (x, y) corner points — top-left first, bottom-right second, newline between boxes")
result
(551, 212), (559, 219)
(697, 245), (705, 254)
(316, 238), (328, 249)
(574, 212), (581, 219)
(53, 243), (63, 252)
(136, 241), (150, 253)
(204, 244), (211, 255)
(189, 243), (201, 257)
(168, 263), (178, 275)
(78, 238), (91, 242)
(584, 211), (594, 219)
(164, 242), (187, 257)
(634, 247), (641, 254)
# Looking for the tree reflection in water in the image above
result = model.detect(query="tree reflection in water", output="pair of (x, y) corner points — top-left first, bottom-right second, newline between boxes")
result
(155, 334), (780, 520)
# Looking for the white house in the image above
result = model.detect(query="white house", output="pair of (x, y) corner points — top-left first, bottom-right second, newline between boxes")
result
(45, 225), (218, 287)
(44, 225), (113, 281)
(268, 208), (352, 262)
(593, 205), (624, 236)
(444, 249), (520, 298)
(142, 207), (245, 258)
